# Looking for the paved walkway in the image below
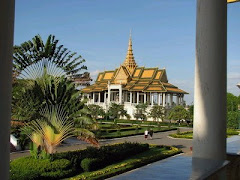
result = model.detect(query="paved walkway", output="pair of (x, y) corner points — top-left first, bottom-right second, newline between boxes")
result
(109, 135), (240, 180)
(108, 154), (192, 180)
(10, 127), (192, 160)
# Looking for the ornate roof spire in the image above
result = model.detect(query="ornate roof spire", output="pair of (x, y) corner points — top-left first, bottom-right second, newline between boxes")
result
(123, 30), (137, 75)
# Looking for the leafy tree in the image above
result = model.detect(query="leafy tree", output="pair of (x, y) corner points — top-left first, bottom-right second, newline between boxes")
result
(168, 105), (189, 124)
(13, 34), (87, 77)
(107, 103), (129, 120)
(88, 104), (105, 120)
(227, 93), (239, 112)
(148, 105), (165, 122)
(226, 93), (240, 129)
(188, 105), (194, 121)
(227, 111), (239, 129)
(134, 103), (148, 121)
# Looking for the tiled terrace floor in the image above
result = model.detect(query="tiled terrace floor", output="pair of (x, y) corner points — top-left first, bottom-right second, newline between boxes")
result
(109, 135), (240, 180)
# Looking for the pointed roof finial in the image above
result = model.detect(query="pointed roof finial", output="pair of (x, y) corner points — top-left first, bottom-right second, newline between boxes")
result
(123, 30), (137, 75)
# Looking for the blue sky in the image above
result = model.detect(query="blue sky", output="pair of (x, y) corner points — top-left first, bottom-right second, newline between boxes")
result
(14, 0), (240, 104)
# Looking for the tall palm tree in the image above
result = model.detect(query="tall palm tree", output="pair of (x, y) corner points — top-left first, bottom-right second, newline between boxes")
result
(13, 34), (87, 78)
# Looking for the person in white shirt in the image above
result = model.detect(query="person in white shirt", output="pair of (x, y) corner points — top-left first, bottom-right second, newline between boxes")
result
(144, 130), (148, 140)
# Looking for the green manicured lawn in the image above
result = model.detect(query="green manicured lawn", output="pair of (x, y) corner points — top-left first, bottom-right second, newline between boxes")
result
(169, 129), (239, 139)
(69, 145), (182, 180)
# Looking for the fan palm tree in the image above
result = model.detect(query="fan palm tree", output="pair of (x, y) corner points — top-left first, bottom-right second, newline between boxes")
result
(12, 59), (84, 121)
(13, 34), (87, 78)
(13, 60), (99, 149)
(26, 105), (74, 154)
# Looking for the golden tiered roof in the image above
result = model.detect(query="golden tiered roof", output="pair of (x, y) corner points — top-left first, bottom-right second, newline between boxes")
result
(82, 34), (188, 94)
(82, 66), (188, 94)
(123, 32), (137, 75)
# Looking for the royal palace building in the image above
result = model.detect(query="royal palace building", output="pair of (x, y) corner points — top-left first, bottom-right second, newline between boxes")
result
(82, 34), (188, 119)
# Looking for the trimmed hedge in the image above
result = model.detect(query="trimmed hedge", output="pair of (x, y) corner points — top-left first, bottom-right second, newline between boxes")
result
(70, 145), (182, 180)
(10, 157), (73, 180)
(81, 158), (103, 172)
(11, 143), (181, 180)
(99, 119), (183, 126)
(100, 127), (177, 139)
(98, 126), (139, 133)
(170, 129), (239, 139)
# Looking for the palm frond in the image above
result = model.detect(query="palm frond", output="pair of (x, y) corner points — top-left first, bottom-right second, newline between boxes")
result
(18, 58), (66, 80)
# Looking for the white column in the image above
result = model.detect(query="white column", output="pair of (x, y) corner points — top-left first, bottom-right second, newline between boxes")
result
(144, 93), (146, 104)
(108, 88), (110, 105)
(176, 95), (179, 105)
(130, 92), (132, 104)
(98, 92), (100, 103)
(170, 94), (173, 107)
(119, 86), (122, 104)
(162, 93), (166, 107)
(182, 94), (184, 104)
(0, 0), (15, 179)
(137, 92), (139, 104)
(93, 93), (95, 103)
(165, 94), (168, 107)
(193, 0), (227, 176)
(151, 93), (154, 106)
(158, 93), (161, 105)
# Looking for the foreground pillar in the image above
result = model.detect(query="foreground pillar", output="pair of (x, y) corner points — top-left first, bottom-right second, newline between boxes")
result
(193, 0), (227, 177)
(0, 0), (15, 179)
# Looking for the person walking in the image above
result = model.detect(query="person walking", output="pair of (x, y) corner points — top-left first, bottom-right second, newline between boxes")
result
(149, 129), (153, 139)
(144, 129), (148, 140)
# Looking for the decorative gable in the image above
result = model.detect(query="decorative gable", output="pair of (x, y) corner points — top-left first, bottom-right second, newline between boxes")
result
(113, 66), (130, 84)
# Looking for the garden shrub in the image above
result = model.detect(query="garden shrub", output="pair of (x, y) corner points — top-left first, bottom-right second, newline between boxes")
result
(71, 145), (182, 180)
(81, 158), (103, 172)
(11, 142), (150, 179)
(10, 157), (72, 180)
(78, 143), (149, 172)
